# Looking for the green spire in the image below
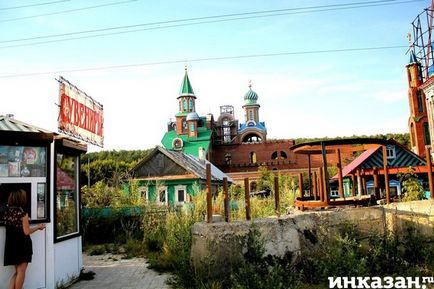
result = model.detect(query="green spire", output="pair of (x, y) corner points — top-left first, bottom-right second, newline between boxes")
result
(179, 67), (196, 98)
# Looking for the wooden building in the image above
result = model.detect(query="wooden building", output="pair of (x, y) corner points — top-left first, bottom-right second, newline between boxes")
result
(130, 146), (231, 206)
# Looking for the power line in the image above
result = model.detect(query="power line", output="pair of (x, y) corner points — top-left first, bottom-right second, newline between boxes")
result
(0, 0), (70, 11)
(0, 0), (138, 23)
(0, 45), (407, 78)
(0, 0), (422, 48)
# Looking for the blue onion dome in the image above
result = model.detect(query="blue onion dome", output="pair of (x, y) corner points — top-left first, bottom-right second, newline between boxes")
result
(186, 112), (200, 121)
(244, 83), (258, 105)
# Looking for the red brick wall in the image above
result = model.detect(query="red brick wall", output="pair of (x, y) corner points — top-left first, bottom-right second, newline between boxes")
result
(211, 141), (370, 175)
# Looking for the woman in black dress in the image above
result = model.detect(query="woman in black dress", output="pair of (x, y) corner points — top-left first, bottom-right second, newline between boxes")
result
(3, 189), (45, 289)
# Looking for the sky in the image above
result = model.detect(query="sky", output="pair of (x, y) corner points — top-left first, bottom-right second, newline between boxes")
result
(0, 0), (431, 152)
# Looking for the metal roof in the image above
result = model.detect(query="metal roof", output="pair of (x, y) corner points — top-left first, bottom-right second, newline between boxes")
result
(0, 115), (52, 134)
(178, 69), (195, 98)
(161, 124), (212, 156)
(132, 146), (233, 183)
(332, 146), (380, 179)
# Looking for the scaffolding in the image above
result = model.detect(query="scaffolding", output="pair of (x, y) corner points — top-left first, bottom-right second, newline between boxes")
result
(410, 4), (434, 81)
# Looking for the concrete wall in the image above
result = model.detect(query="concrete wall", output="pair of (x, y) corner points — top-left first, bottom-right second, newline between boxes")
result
(384, 199), (434, 237)
(191, 200), (434, 274)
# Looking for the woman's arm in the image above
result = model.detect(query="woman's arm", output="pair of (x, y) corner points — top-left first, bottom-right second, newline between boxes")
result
(22, 214), (45, 235)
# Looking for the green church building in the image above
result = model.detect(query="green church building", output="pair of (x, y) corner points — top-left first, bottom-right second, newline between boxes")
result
(161, 67), (213, 158)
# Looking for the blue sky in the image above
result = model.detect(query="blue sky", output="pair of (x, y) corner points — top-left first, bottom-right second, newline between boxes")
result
(0, 0), (430, 151)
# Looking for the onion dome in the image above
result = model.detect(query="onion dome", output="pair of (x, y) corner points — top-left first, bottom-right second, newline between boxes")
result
(186, 112), (200, 121)
(244, 83), (258, 105)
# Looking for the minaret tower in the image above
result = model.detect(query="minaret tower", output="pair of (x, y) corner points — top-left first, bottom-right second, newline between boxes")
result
(175, 67), (197, 135)
(407, 40), (429, 157)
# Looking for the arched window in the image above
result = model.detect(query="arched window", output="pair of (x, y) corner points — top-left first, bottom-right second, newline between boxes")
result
(249, 152), (257, 164)
(189, 99), (193, 111)
(271, 151), (278, 160)
(183, 99), (187, 111)
(242, 134), (262, 143)
(280, 151), (287, 159)
(172, 138), (183, 150)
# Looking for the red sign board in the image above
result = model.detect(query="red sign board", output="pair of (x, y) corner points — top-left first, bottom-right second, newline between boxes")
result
(58, 76), (104, 147)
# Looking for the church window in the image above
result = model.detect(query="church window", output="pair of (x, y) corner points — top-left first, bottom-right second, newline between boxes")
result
(190, 123), (195, 133)
(182, 119), (187, 132)
(222, 118), (231, 143)
(249, 110), (254, 121)
(249, 152), (257, 164)
(423, 122), (431, 145)
(224, 153), (232, 165)
(280, 151), (287, 159)
(243, 134), (262, 143)
(172, 138), (183, 150)
(417, 91), (424, 113)
(189, 99), (193, 111)
(183, 99), (187, 111)
(271, 151), (278, 160)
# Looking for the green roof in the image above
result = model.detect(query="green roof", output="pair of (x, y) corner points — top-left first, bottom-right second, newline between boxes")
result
(161, 126), (212, 156)
(179, 69), (195, 97)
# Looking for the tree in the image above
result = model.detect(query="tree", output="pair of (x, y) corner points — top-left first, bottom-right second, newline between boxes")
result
(398, 167), (424, 201)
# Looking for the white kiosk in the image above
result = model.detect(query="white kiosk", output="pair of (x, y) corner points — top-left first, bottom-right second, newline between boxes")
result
(0, 115), (86, 289)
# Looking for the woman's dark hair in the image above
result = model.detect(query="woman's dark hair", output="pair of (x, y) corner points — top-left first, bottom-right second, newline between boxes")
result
(8, 189), (27, 208)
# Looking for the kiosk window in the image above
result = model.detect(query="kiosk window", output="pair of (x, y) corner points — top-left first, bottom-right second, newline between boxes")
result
(0, 146), (47, 178)
(55, 153), (79, 239)
(0, 145), (49, 222)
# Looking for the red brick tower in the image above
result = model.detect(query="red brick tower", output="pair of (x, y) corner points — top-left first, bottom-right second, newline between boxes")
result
(407, 49), (430, 158)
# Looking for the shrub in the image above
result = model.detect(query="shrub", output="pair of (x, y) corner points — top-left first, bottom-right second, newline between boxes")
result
(398, 167), (424, 201)
(123, 238), (146, 259)
(230, 225), (300, 289)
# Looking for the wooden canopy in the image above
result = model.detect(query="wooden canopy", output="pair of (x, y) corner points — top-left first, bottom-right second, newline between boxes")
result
(290, 138), (434, 210)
